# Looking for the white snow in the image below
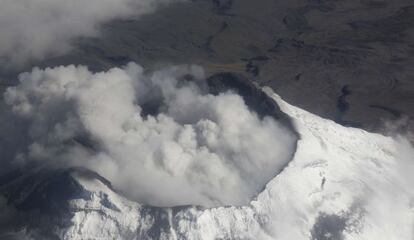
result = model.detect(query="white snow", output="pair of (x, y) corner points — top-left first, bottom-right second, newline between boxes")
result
(57, 87), (414, 240)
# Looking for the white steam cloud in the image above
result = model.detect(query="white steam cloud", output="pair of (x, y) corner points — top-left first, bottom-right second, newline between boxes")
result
(4, 63), (297, 207)
(0, 0), (175, 66)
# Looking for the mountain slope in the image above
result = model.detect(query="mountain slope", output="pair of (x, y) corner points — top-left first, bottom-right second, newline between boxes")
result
(1, 87), (413, 240)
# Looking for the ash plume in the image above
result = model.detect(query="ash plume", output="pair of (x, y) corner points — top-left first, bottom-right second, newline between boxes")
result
(3, 63), (297, 207)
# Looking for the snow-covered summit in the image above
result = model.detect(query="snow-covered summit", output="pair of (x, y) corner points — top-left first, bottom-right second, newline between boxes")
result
(1, 87), (413, 240)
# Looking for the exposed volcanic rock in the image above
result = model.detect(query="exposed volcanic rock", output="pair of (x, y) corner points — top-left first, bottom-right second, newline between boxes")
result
(206, 72), (298, 135)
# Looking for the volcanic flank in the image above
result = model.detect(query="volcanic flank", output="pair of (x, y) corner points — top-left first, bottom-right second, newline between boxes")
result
(1, 76), (413, 240)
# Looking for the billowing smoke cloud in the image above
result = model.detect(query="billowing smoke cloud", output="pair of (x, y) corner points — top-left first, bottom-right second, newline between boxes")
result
(0, 0), (175, 66)
(3, 63), (297, 207)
